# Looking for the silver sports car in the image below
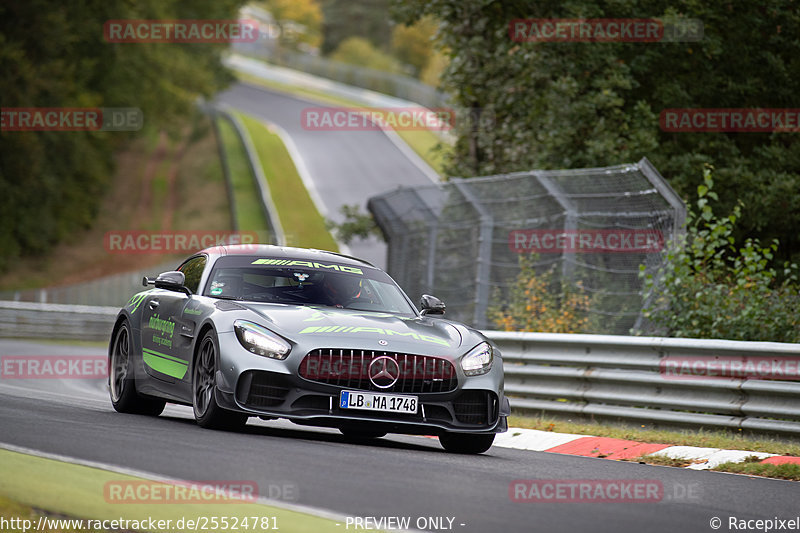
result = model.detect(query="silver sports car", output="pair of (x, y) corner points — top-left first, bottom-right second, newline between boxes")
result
(109, 245), (508, 453)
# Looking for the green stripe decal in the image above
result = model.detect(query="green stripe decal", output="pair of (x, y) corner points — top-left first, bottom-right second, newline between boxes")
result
(142, 349), (188, 379)
(143, 348), (185, 364)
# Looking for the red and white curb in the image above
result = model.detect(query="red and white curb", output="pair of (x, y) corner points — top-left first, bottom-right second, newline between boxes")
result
(494, 428), (800, 470)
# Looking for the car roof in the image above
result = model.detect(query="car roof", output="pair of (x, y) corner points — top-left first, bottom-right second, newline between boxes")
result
(199, 244), (377, 269)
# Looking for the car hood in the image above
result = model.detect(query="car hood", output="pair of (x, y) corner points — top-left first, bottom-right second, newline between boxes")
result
(241, 304), (468, 356)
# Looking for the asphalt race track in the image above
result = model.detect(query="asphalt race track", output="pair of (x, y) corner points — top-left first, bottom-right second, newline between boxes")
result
(2, 339), (798, 533)
(216, 83), (438, 268)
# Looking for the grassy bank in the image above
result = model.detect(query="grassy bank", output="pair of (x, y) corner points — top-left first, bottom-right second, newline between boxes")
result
(236, 113), (338, 252)
(215, 115), (270, 235)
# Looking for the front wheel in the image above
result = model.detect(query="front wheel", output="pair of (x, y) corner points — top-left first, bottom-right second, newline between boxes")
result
(192, 330), (248, 431)
(439, 433), (495, 454)
(109, 320), (165, 416)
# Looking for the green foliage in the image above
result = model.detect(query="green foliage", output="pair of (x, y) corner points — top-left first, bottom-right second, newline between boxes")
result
(326, 204), (384, 245)
(488, 254), (590, 333)
(255, 0), (322, 50)
(420, 49), (448, 87)
(639, 166), (800, 342)
(711, 461), (800, 481)
(329, 37), (403, 73)
(0, 0), (245, 273)
(391, 16), (439, 77)
(320, 0), (392, 55)
(392, 0), (800, 264)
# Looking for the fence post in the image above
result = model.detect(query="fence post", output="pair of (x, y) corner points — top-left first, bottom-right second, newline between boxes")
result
(453, 180), (493, 328)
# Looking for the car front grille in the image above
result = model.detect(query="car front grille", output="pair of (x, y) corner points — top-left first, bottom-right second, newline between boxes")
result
(299, 349), (457, 393)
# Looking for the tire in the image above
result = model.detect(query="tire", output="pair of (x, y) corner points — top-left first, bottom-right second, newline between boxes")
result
(439, 433), (495, 454)
(339, 426), (387, 440)
(192, 330), (248, 431)
(109, 320), (165, 416)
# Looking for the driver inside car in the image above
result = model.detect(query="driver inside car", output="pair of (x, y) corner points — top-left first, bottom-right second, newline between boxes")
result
(319, 274), (362, 307)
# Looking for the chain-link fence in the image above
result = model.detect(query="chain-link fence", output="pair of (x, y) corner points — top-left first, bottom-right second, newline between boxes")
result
(368, 158), (685, 334)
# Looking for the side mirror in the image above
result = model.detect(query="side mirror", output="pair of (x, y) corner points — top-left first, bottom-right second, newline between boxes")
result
(420, 294), (446, 316)
(143, 271), (191, 296)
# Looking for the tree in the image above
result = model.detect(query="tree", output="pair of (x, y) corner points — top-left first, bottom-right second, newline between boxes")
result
(320, 0), (392, 55)
(256, 0), (322, 50)
(392, 0), (800, 265)
(391, 16), (439, 77)
(0, 0), (246, 272)
(329, 37), (402, 73)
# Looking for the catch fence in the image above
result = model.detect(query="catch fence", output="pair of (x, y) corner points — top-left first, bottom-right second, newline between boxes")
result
(368, 158), (685, 333)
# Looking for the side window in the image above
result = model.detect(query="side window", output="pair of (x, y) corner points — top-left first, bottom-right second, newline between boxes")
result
(178, 256), (207, 294)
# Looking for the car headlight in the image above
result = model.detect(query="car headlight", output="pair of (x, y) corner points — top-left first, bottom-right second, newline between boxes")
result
(461, 342), (493, 376)
(234, 320), (291, 360)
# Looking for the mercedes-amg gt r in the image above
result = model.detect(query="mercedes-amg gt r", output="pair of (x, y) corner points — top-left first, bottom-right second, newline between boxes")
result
(109, 245), (508, 453)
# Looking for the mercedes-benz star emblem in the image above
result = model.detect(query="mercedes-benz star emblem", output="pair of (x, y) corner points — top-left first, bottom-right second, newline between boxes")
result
(368, 356), (400, 389)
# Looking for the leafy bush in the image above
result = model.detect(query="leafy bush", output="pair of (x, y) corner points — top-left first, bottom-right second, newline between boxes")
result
(329, 37), (403, 73)
(638, 166), (800, 342)
(488, 254), (590, 333)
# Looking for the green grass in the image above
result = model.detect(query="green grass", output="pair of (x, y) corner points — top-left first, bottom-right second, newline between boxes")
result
(509, 414), (800, 456)
(0, 449), (342, 533)
(236, 113), (339, 252)
(629, 455), (697, 468)
(233, 70), (450, 176)
(216, 115), (271, 235)
(628, 453), (800, 480)
(712, 460), (800, 480)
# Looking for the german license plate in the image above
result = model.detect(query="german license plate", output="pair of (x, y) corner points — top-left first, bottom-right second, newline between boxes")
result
(339, 390), (418, 414)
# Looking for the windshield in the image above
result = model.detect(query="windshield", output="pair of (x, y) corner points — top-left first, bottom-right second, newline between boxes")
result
(203, 257), (417, 316)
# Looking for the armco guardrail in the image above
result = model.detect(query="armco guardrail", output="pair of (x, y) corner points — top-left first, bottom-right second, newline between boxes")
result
(0, 301), (117, 342)
(3, 300), (800, 436)
(214, 106), (285, 246)
(487, 331), (800, 435)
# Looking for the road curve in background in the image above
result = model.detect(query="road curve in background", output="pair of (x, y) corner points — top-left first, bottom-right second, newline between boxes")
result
(2, 340), (799, 533)
(216, 82), (437, 268)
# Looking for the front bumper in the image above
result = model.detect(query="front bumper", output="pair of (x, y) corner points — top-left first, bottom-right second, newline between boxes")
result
(215, 332), (509, 435)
